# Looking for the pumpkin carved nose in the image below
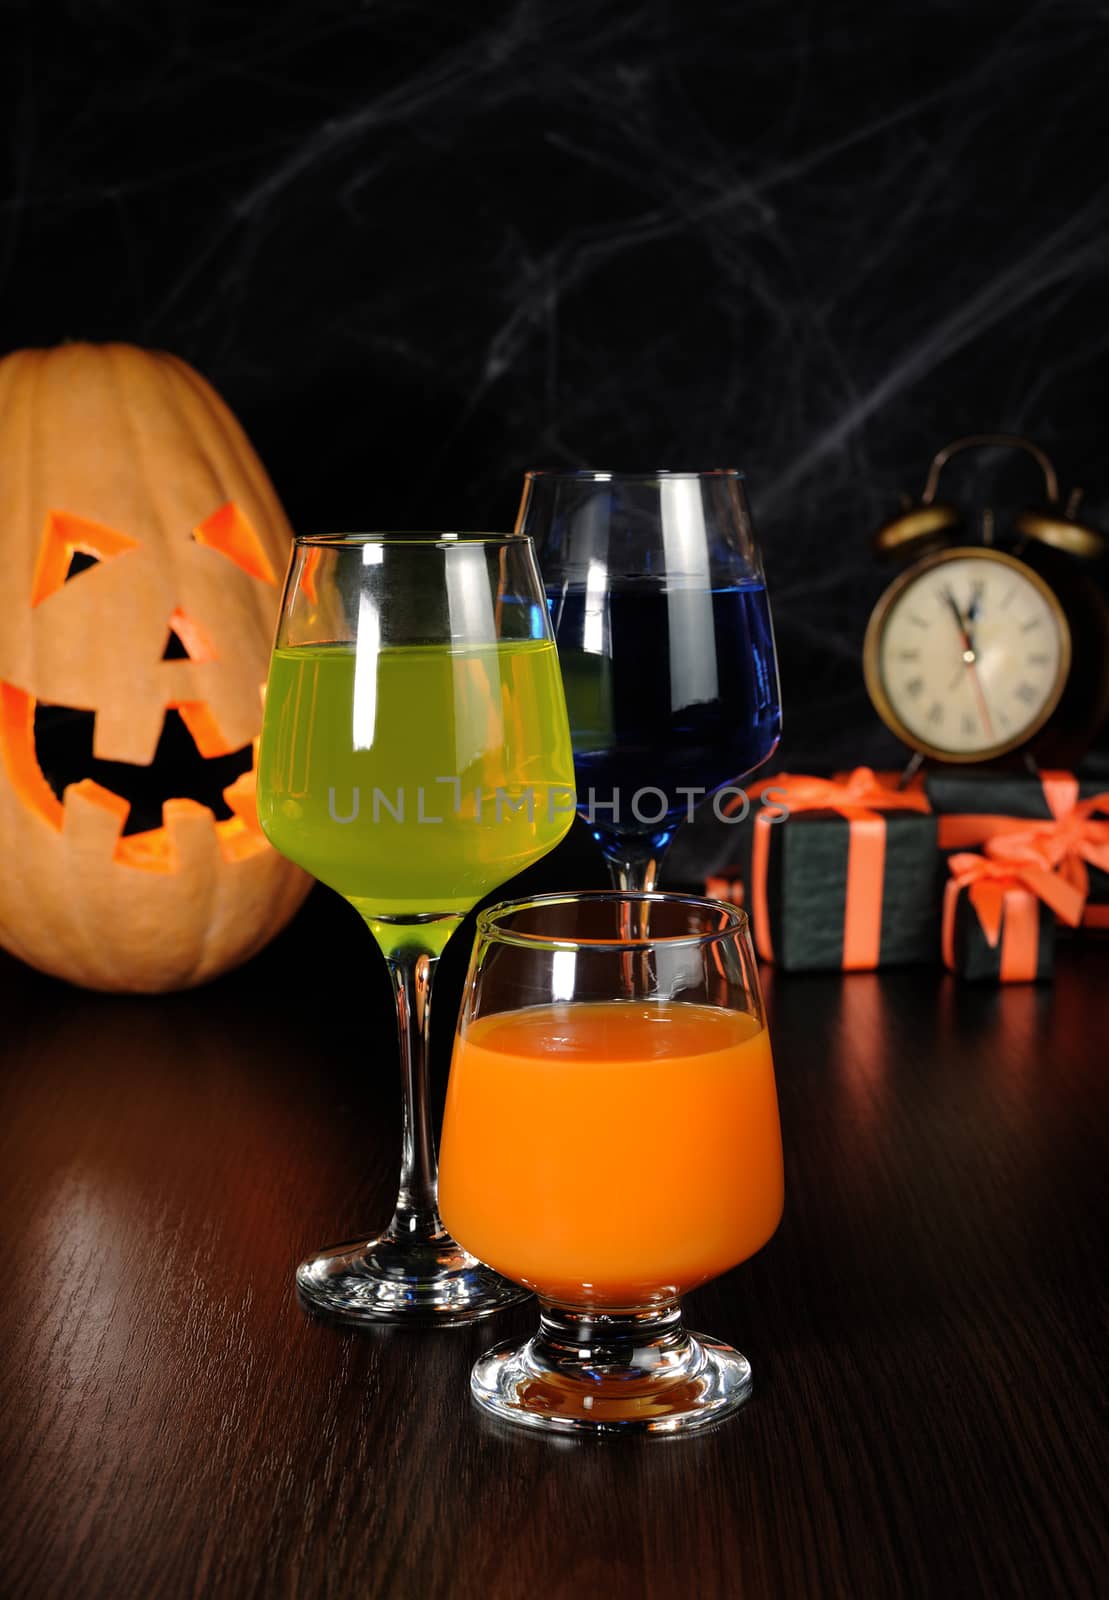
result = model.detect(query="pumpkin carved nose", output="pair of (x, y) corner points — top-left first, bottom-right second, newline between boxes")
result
(163, 609), (217, 663)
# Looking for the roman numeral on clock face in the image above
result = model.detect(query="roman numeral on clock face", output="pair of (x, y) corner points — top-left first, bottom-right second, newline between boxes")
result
(1014, 681), (1038, 704)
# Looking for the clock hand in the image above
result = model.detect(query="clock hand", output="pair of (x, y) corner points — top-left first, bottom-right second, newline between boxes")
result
(941, 585), (978, 662)
(963, 580), (986, 661)
(941, 584), (995, 738)
(941, 586), (967, 640)
(967, 664), (995, 740)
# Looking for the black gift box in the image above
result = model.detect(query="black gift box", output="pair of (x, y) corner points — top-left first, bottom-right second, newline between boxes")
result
(709, 805), (941, 973)
(925, 767), (1109, 929)
(924, 768), (1105, 825)
(945, 882), (1056, 982)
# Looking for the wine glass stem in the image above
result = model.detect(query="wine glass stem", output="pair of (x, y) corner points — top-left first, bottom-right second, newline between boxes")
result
(605, 854), (661, 894)
(604, 853), (663, 996)
(385, 949), (443, 1241)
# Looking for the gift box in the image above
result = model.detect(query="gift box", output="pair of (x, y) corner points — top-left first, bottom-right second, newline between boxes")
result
(705, 769), (941, 972)
(925, 769), (1109, 931)
(941, 844), (1085, 982)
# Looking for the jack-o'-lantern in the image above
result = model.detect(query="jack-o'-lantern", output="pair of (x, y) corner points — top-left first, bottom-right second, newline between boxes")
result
(0, 343), (311, 992)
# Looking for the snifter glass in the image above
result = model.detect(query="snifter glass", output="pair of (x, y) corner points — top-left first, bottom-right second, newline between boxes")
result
(257, 533), (576, 1325)
(439, 890), (784, 1433)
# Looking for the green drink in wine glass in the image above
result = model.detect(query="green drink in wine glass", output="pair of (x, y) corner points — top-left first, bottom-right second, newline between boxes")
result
(257, 533), (575, 1325)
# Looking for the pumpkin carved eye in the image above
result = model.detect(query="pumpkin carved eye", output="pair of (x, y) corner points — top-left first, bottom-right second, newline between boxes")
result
(31, 510), (141, 607)
(192, 502), (277, 585)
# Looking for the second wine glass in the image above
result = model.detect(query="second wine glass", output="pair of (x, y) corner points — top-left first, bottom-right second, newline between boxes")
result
(518, 470), (782, 892)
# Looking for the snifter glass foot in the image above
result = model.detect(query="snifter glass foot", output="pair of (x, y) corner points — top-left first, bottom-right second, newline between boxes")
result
(470, 1302), (752, 1435)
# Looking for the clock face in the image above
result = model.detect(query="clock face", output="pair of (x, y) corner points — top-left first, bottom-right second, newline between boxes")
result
(864, 548), (1071, 760)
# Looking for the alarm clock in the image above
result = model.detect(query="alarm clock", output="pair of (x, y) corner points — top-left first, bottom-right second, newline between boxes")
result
(863, 435), (1108, 766)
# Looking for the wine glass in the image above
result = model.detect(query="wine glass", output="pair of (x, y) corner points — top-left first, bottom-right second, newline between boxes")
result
(257, 533), (577, 1325)
(438, 889), (784, 1434)
(518, 470), (781, 892)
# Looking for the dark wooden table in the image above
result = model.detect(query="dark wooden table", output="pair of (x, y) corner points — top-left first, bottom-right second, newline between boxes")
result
(2, 874), (1107, 1600)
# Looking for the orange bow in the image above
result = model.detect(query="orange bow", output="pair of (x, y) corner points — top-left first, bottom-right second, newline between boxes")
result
(934, 768), (1107, 857)
(749, 767), (931, 817)
(942, 846), (1085, 981)
(936, 772), (1109, 934)
(743, 769), (931, 969)
(973, 793), (1109, 907)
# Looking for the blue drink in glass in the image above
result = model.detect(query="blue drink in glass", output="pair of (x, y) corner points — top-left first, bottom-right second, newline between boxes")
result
(522, 471), (782, 888)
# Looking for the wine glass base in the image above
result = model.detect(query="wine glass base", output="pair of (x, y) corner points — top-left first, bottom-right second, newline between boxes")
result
(470, 1328), (753, 1435)
(295, 1234), (531, 1328)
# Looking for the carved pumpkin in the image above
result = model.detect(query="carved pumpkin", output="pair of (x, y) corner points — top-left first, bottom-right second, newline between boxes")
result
(0, 343), (310, 992)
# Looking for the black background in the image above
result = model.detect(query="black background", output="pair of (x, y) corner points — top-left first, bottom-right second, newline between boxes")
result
(4, 0), (1109, 779)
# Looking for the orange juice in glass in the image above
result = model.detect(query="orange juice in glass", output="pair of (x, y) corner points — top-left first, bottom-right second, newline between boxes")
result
(438, 891), (784, 1436)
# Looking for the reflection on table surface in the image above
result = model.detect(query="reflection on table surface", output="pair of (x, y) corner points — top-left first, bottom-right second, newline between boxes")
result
(0, 889), (1105, 1600)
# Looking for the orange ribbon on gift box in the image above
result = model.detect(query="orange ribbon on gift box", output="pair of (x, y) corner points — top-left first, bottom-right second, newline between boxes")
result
(741, 769), (931, 969)
(942, 840), (1086, 982)
(937, 772), (1109, 927)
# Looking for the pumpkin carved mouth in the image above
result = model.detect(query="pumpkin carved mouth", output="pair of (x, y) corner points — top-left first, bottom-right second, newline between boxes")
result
(0, 681), (267, 871)
(33, 703), (254, 835)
